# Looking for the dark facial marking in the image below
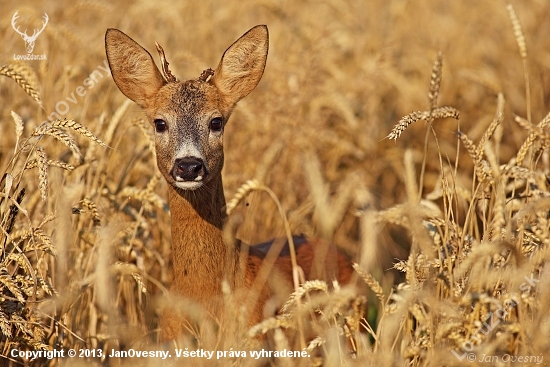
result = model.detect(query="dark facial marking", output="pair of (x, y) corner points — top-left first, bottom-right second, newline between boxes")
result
(171, 81), (207, 116)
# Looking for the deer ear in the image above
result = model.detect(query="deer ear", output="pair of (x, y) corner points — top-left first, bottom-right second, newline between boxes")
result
(212, 25), (268, 106)
(105, 29), (165, 108)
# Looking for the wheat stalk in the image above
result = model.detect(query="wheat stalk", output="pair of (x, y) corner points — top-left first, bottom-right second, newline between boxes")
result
(280, 279), (328, 315)
(132, 118), (155, 154)
(475, 93), (505, 163)
(387, 107), (459, 140)
(11, 111), (24, 154)
(225, 179), (262, 215)
(501, 164), (542, 182)
(457, 131), (477, 162)
(507, 4), (527, 59)
(507, 4), (531, 123)
(431, 106), (460, 120)
(32, 125), (81, 158)
(0, 65), (42, 106)
(104, 99), (133, 147)
(25, 159), (75, 171)
(0, 274), (25, 303)
(6, 62), (40, 91)
(247, 316), (296, 338)
(73, 198), (101, 225)
(51, 119), (108, 147)
(84, 198), (100, 225)
(516, 112), (550, 166)
(387, 111), (427, 140)
(352, 263), (385, 307)
(515, 115), (550, 142)
(32, 229), (56, 256)
(36, 147), (48, 201)
(119, 184), (166, 211)
(428, 51), (443, 111)
(489, 183), (506, 241)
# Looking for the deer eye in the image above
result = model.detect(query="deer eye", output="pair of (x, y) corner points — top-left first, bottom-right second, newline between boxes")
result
(210, 117), (223, 132)
(154, 119), (167, 133)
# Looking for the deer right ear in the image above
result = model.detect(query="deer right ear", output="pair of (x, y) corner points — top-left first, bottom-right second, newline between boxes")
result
(212, 25), (269, 107)
(105, 29), (165, 108)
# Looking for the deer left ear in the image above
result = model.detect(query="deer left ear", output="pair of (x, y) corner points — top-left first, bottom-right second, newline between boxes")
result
(105, 28), (166, 109)
(212, 25), (269, 107)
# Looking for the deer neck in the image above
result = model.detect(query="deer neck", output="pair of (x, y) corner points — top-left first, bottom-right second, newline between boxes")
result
(167, 175), (231, 307)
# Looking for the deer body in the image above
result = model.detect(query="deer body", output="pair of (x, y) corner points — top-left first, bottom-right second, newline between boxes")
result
(105, 25), (352, 340)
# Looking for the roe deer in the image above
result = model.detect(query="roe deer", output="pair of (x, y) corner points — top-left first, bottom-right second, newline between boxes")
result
(105, 25), (353, 340)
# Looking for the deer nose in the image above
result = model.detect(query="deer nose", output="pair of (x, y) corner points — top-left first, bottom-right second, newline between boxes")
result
(173, 157), (207, 182)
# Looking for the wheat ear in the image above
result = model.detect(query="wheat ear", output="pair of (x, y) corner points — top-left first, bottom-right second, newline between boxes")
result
(0, 65), (42, 106)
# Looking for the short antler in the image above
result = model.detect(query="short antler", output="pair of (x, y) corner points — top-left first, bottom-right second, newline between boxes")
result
(198, 68), (214, 83)
(155, 42), (178, 83)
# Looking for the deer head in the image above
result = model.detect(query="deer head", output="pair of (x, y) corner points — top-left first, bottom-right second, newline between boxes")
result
(12, 11), (49, 53)
(105, 26), (269, 193)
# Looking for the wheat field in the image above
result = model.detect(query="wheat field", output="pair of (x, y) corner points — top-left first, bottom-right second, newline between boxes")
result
(1, 0), (550, 366)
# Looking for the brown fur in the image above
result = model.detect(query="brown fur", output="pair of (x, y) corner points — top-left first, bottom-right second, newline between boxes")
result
(105, 25), (353, 341)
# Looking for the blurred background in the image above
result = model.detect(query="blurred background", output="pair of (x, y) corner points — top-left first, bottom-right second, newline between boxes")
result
(1, 0), (549, 365)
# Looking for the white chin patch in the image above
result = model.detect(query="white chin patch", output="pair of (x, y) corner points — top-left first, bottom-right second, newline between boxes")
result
(175, 176), (203, 182)
(175, 181), (203, 190)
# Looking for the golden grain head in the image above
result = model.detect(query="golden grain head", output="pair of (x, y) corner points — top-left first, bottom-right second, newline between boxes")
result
(428, 51), (443, 110)
(0, 65), (42, 106)
(506, 4), (527, 59)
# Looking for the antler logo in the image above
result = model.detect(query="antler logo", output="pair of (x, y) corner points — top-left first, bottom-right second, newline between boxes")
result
(11, 11), (49, 54)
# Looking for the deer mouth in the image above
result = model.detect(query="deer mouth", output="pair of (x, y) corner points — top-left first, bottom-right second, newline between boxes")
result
(171, 157), (208, 190)
(174, 175), (205, 190)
